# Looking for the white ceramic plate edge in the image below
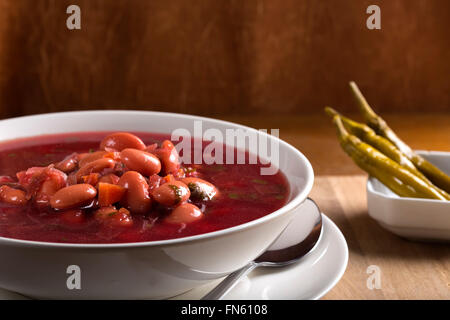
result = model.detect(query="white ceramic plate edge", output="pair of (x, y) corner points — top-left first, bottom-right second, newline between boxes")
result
(173, 213), (348, 300)
(309, 214), (348, 300)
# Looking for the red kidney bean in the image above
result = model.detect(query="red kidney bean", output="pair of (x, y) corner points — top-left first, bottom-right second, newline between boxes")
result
(151, 181), (190, 206)
(0, 180), (24, 190)
(78, 151), (108, 168)
(112, 208), (133, 227)
(0, 185), (27, 205)
(76, 158), (115, 182)
(118, 171), (152, 214)
(148, 174), (163, 191)
(120, 148), (161, 176)
(81, 173), (100, 186)
(55, 153), (79, 173)
(50, 184), (97, 210)
(100, 132), (146, 152)
(0, 176), (15, 184)
(35, 178), (65, 206)
(93, 205), (117, 219)
(60, 209), (85, 225)
(16, 167), (67, 206)
(181, 177), (218, 201)
(67, 173), (77, 185)
(145, 143), (158, 153)
(16, 167), (46, 187)
(94, 206), (133, 227)
(165, 203), (203, 224)
(153, 140), (180, 174)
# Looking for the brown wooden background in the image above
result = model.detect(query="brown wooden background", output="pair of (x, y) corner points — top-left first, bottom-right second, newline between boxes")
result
(0, 0), (448, 119)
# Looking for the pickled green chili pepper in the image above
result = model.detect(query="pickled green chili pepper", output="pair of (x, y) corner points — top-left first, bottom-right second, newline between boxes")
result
(331, 115), (446, 200)
(325, 107), (450, 200)
(349, 81), (450, 194)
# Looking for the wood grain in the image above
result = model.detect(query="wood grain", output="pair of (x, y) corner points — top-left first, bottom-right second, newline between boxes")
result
(0, 0), (449, 118)
(312, 176), (450, 300)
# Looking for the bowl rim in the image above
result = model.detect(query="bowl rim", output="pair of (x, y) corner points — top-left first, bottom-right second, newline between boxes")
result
(0, 110), (314, 248)
(367, 150), (450, 204)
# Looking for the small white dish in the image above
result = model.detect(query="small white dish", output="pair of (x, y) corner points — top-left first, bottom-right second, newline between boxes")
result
(0, 214), (348, 300)
(367, 151), (450, 241)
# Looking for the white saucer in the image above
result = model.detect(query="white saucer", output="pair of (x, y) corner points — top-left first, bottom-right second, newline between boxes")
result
(0, 214), (348, 300)
(174, 214), (348, 300)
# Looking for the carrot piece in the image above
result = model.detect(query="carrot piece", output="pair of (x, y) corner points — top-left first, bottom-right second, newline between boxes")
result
(103, 152), (121, 161)
(118, 207), (130, 216)
(163, 174), (175, 184)
(98, 182), (126, 206)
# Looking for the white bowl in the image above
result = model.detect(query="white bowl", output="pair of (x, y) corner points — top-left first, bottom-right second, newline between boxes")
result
(367, 151), (450, 241)
(0, 111), (314, 299)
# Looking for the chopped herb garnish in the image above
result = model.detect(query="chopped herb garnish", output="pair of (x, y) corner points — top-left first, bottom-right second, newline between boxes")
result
(89, 148), (95, 153)
(168, 184), (182, 204)
(108, 211), (118, 217)
(209, 165), (226, 172)
(274, 194), (285, 200)
(46, 224), (60, 230)
(64, 137), (80, 142)
(228, 193), (240, 200)
(251, 179), (268, 185)
(187, 182), (209, 200)
(249, 193), (259, 200)
(184, 167), (197, 174)
(7, 153), (17, 158)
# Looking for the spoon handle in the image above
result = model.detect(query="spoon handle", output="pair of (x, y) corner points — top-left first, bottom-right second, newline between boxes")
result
(201, 262), (258, 300)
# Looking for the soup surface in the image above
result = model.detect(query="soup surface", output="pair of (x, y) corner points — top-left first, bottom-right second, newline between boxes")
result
(0, 132), (289, 243)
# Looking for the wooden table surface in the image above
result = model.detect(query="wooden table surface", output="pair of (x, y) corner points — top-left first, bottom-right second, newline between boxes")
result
(225, 113), (450, 300)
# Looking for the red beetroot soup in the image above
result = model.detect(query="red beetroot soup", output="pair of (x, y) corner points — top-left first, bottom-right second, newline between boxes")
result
(0, 132), (289, 243)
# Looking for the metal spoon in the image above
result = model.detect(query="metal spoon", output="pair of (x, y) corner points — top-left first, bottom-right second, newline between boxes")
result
(201, 198), (322, 300)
